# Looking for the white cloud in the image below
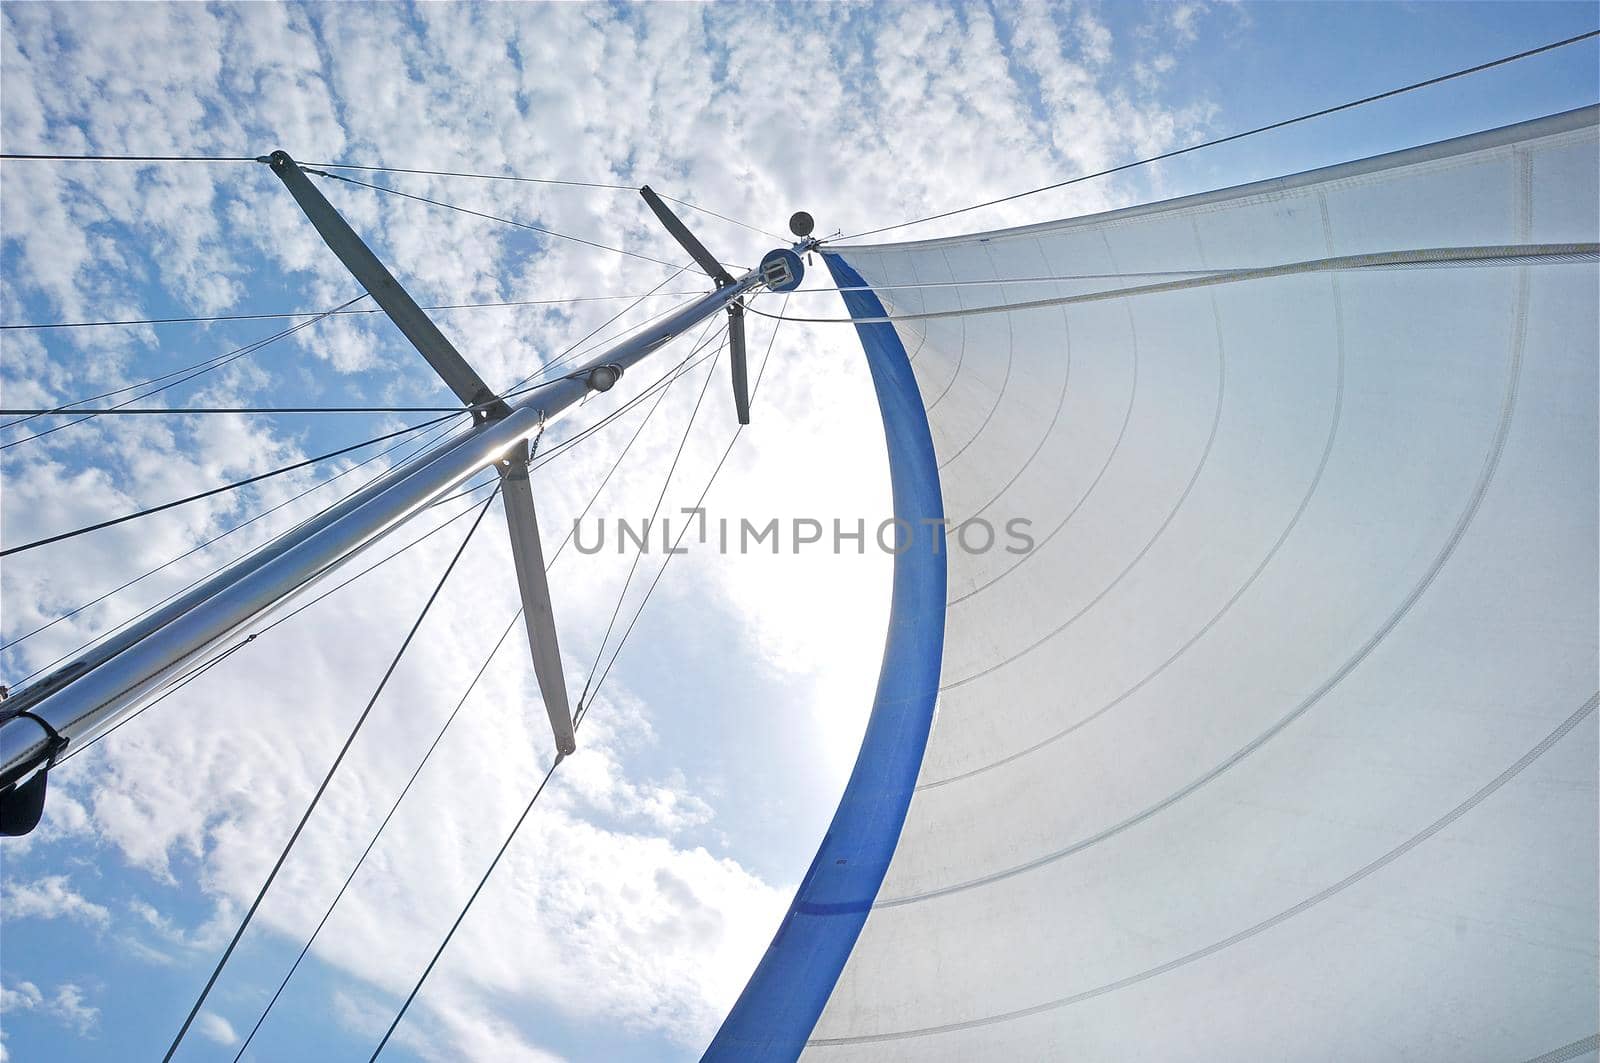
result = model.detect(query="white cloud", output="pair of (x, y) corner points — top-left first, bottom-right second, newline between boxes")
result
(196, 1012), (237, 1047)
(0, 981), (44, 1013)
(1, 874), (111, 928)
(48, 984), (98, 1036)
(1170, 2), (1208, 44)
(0, 979), (99, 1036)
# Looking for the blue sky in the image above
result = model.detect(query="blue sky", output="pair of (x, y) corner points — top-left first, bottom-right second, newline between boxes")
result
(1, 3), (1595, 1062)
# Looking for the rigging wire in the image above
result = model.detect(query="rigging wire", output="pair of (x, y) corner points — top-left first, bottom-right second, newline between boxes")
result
(0, 290), (709, 332)
(0, 153), (257, 162)
(509, 266), (696, 389)
(225, 331), (688, 1058)
(0, 154), (777, 240)
(308, 168), (686, 270)
(245, 330), (727, 644)
(8, 300), (719, 690)
(2, 405), (493, 416)
(2, 205), (696, 455)
(6, 297), (693, 432)
(0, 150), (777, 258)
(744, 243), (1600, 325)
(302, 160), (785, 241)
(0, 313), (716, 557)
(159, 489), (499, 1063)
(367, 756), (561, 1061)
(581, 294), (790, 717)
(582, 431), (739, 716)
(52, 481), (499, 769)
(577, 323), (725, 712)
(0, 296), (369, 440)
(0, 415), (464, 665)
(55, 638), (252, 767)
(531, 319), (726, 472)
(0, 416), (458, 558)
(836, 29), (1600, 241)
(367, 301), (786, 1057)
(306, 162), (631, 190)
(655, 192), (787, 242)
(229, 608), (523, 1063)
(49, 323), (727, 761)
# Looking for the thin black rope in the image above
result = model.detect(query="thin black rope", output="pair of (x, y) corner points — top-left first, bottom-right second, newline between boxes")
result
(1, 416), (462, 663)
(159, 490), (498, 1063)
(838, 30), (1600, 241)
(305, 160), (632, 190)
(52, 481), (498, 769)
(252, 485), (499, 636)
(545, 360), (690, 569)
(529, 320), (728, 471)
(226, 335), (682, 1056)
(366, 378), (720, 1060)
(309, 168), (684, 270)
(0, 415), (456, 558)
(0, 295), (587, 441)
(0, 151), (775, 239)
(304, 160), (780, 240)
(229, 606), (522, 1063)
(362, 304), (785, 1057)
(581, 296), (789, 718)
(0, 291), (708, 331)
(3, 260), (692, 444)
(2, 404), (488, 416)
(55, 637), (253, 767)
(656, 192), (787, 242)
(583, 436), (736, 715)
(577, 326), (725, 711)
(366, 754), (561, 1061)
(10, 313), (716, 689)
(46, 324), (719, 757)
(0, 296), (368, 441)
(509, 267), (696, 389)
(0, 153), (256, 162)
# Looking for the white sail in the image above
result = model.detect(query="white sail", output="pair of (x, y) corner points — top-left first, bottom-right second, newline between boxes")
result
(708, 106), (1599, 1060)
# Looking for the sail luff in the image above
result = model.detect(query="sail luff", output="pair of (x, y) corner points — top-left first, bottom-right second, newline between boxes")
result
(702, 255), (947, 1060)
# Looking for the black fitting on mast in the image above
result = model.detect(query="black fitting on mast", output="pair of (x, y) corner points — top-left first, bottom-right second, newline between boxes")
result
(0, 710), (68, 836)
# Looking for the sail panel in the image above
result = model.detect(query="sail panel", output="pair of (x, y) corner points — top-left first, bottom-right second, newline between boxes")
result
(716, 106), (1599, 1061)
